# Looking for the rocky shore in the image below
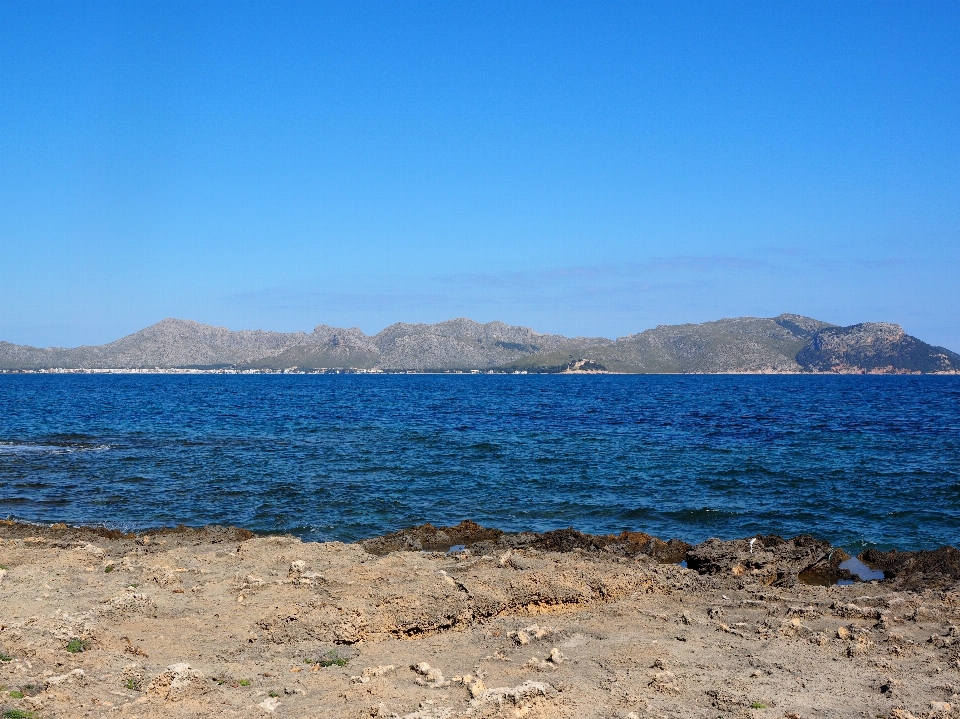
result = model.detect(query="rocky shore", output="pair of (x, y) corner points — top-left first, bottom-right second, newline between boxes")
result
(1, 520), (959, 719)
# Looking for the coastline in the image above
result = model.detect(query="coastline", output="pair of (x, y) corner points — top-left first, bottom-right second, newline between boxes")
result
(1, 520), (958, 718)
(3, 368), (960, 374)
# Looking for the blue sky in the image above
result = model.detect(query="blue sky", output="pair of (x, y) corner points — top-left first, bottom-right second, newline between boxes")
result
(1, 1), (959, 349)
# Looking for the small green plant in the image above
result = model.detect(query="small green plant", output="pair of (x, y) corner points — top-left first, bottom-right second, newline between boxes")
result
(238, 679), (250, 686)
(750, 702), (767, 709)
(124, 678), (140, 691)
(0, 652), (12, 662)
(104, 564), (115, 573)
(3, 710), (37, 719)
(8, 691), (23, 699)
(306, 650), (349, 667)
(127, 583), (139, 588)
(66, 638), (87, 653)
(268, 690), (279, 698)
(0, 564), (7, 570)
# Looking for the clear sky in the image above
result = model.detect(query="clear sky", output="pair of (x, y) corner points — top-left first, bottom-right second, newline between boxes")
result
(1, 1), (959, 349)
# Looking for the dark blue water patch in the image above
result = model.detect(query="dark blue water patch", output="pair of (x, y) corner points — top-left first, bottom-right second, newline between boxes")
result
(0, 374), (958, 549)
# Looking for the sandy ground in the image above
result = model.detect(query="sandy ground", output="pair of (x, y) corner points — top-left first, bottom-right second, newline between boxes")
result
(1, 521), (959, 719)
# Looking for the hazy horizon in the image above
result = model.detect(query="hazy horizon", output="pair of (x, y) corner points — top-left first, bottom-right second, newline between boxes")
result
(2, 3), (958, 350)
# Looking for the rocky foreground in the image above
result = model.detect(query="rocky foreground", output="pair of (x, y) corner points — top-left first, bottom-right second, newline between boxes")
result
(1, 521), (959, 719)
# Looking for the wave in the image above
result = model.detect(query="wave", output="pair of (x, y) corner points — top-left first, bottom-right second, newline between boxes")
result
(0, 442), (111, 455)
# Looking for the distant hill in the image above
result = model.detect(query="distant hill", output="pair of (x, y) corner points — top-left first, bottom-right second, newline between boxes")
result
(795, 322), (960, 374)
(502, 314), (835, 374)
(1, 314), (957, 374)
(0, 319), (307, 370)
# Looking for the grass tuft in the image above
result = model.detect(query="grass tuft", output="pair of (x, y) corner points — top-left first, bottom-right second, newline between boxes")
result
(239, 679), (251, 686)
(750, 702), (768, 709)
(66, 638), (88, 653)
(305, 650), (349, 667)
(0, 653), (12, 662)
(8, 691), (23, 699)
(3, 710), (37, 719)
(104, 564), (115, 573)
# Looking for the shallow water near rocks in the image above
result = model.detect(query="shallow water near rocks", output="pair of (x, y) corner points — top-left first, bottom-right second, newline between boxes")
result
(0, 374), (958, 550)
(837, 556), (886, 585)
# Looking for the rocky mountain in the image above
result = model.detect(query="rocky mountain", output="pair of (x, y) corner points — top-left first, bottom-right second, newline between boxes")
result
(795, 322), (960, 374)
(504, 314), (835, 373)
(0, 319), (307, 370)
(1, 314), (957, 374)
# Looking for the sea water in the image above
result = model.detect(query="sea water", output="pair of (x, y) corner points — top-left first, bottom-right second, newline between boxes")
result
(0, 374), (957, 552)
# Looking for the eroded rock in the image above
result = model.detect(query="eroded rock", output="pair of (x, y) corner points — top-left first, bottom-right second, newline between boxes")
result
(147, 662), (209, 701)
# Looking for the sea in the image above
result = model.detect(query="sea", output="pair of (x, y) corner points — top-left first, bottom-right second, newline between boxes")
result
(0, 374), (958, 553)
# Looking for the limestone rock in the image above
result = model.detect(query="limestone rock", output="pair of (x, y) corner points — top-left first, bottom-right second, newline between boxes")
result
(148, 662), (209, 701)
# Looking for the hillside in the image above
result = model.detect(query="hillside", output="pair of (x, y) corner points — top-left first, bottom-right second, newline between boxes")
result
(795, 322), (960, 373)
(1, 315), (957, 374)
(501, 314), (835, 373)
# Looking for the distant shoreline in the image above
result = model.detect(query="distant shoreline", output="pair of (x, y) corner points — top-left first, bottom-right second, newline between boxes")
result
(4, 313), (959, 374)
(2, 367), (958, 375)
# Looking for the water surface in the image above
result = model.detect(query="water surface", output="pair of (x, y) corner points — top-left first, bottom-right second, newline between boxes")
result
(0, 374), (957, 552)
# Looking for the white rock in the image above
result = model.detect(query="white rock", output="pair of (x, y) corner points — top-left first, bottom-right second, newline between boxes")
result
(45, 669), (86, 687)
(412, 662), (449, 687)
(509, 624), (553, 645)
(259, 696), (280, 713)
(472, 680), (551, 706)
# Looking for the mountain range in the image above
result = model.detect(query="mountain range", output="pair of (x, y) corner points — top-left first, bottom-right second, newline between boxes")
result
(1, 314), (958, 374)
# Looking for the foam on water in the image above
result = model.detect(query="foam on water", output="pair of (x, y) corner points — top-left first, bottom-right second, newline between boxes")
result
(0, 442), (110, 455)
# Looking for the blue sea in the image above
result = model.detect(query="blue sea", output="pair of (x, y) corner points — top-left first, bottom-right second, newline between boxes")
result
(0, 374), (958, 552)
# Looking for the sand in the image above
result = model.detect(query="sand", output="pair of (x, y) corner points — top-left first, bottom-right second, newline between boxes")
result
(1, 521), (959, 719)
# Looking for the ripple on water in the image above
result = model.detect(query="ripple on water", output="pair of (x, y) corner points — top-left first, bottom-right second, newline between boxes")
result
(0, 374), (957, 547)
